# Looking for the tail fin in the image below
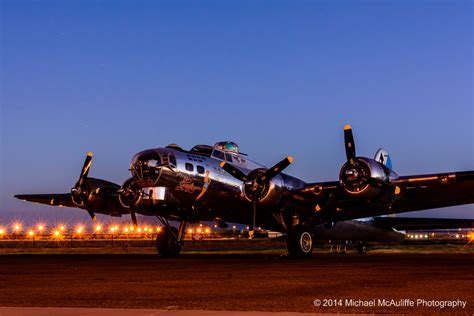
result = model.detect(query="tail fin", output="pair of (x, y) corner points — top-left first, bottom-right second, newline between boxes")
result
(374, 148), (392, 169)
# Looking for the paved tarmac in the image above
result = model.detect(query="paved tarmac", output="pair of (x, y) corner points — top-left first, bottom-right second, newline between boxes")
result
(0, 253), (473, 314)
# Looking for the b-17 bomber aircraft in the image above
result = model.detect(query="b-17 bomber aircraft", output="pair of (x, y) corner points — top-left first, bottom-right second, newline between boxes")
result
(15, 126), (474, 257)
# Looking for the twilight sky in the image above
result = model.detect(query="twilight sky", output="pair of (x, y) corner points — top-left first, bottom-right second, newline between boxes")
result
(1, 0), (473, 225)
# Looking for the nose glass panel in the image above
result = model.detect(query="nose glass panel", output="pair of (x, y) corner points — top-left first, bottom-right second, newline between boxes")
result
(130, 150), (162, 181)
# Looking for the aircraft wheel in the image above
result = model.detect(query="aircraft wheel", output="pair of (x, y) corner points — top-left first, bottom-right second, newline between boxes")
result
(287, 225), (313, 258)
(156, 226), (181, 257)
(357, 242), (368, 254)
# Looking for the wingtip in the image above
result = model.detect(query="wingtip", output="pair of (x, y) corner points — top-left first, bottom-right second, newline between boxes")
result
(87, 151), (93, 157)
(344, 124), (352, 131)
(219, 161), (226, 168)
(287, 156), (294, 164)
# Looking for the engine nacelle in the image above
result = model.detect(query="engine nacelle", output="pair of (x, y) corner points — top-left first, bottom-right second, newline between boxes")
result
(242, 169), (285, 206)
(72, 177), (121, 211)
(339, 157), (398, 198)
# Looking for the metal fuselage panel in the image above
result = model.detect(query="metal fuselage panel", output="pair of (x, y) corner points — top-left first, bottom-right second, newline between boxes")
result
(132, 147), (306, 227)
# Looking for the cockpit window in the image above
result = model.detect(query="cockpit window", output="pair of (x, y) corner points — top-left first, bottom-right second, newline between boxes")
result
(225, 153), (233, 163)
(212, 150), (225, 160)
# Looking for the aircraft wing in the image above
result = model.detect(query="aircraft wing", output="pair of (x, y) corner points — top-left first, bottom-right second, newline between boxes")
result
(372, 216), (474, 230)
(301, 170), (474, 223)
(14, 176), (128, 218)
(15, 193), (78, 208)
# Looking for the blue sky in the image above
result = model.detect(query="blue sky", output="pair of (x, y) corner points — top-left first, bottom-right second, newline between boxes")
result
(1, 0), (473, 225)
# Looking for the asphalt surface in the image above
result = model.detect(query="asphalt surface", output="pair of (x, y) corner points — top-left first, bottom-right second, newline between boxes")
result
(0, 253), (473, 314)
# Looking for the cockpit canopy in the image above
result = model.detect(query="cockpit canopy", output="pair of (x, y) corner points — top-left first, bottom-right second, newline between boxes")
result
(214, 141), (239, 154)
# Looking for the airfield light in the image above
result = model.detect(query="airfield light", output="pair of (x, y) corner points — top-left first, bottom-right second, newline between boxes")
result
(456, 234), (460, 239)
(76, 226), (84, 234)
(129, 226), (134, 232)
(424, 234), (428, 239)
(232, 225), (236, 229)
(197, 228), (202, 233)
(199, 223), (203, 227)
(13, 224), (21, 233)
(110, 227), (116, 233)
(144, 227), (149, 232)
(156, 227), (162, 232)
(59, 225), (65, 231)
(37, 224), (45, 232)
(28, 230), (34, 237)
(137, 228), (142, 233)
(95, 225), (102, 232)
(54, 230), (60, 237)
(124, 227), (129, 233)
(214, 225), (217, 228)
(187, 228), (193, 234)
(205, 228), (210, 234)
(0, 229), (4, 235)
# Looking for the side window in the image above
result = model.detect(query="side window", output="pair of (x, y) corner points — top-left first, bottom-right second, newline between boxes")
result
(225, 153), (233, 163)
(185, 163), (194, 172)
(169, 154), (177, 167)
(197, 165), (205, 174)
(212, 150), (225, 160)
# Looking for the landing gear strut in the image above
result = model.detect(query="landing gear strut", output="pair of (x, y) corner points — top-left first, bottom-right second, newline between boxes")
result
(155, 217), (186, 257)
(286, 225), (313, 258)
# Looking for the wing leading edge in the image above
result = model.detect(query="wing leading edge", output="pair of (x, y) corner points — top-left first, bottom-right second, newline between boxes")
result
(15, 194), (77, 208)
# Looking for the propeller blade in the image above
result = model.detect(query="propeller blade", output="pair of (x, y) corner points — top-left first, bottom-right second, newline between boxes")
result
(78, 152), (93, 186)
(87, 209), (96, 221)
(220, 161), (248, 182)
(344, 125), (356, 162)
(130, 210), (138, 228)
(262, 156), (294, 181)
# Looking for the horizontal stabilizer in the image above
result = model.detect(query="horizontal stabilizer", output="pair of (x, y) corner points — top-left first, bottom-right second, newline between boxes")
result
(373, 216), (474, 230)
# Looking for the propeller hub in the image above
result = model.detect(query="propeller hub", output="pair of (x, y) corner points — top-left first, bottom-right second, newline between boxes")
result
(344, 168), (360, 180)
(340, 160), (370, 193)
(243, 169), (269, 201)
(71, 182), (90, 206)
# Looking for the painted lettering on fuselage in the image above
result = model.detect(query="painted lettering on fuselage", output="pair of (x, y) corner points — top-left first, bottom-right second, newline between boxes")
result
(175, 176), (202, 194)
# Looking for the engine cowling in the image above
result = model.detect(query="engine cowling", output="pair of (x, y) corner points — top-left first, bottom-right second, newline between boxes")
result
(339, 157), (398, 198)
(241, 169), (285, 206)
(72, 177), (121, 211)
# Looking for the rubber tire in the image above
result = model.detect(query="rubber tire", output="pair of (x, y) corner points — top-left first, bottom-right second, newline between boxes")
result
(286, 225), (313, 258)
(156, 227), (182, 257)
(357, 242), (368, 254)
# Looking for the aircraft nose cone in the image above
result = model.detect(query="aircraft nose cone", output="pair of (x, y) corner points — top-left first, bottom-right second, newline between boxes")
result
(130, 149), (162, 181)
